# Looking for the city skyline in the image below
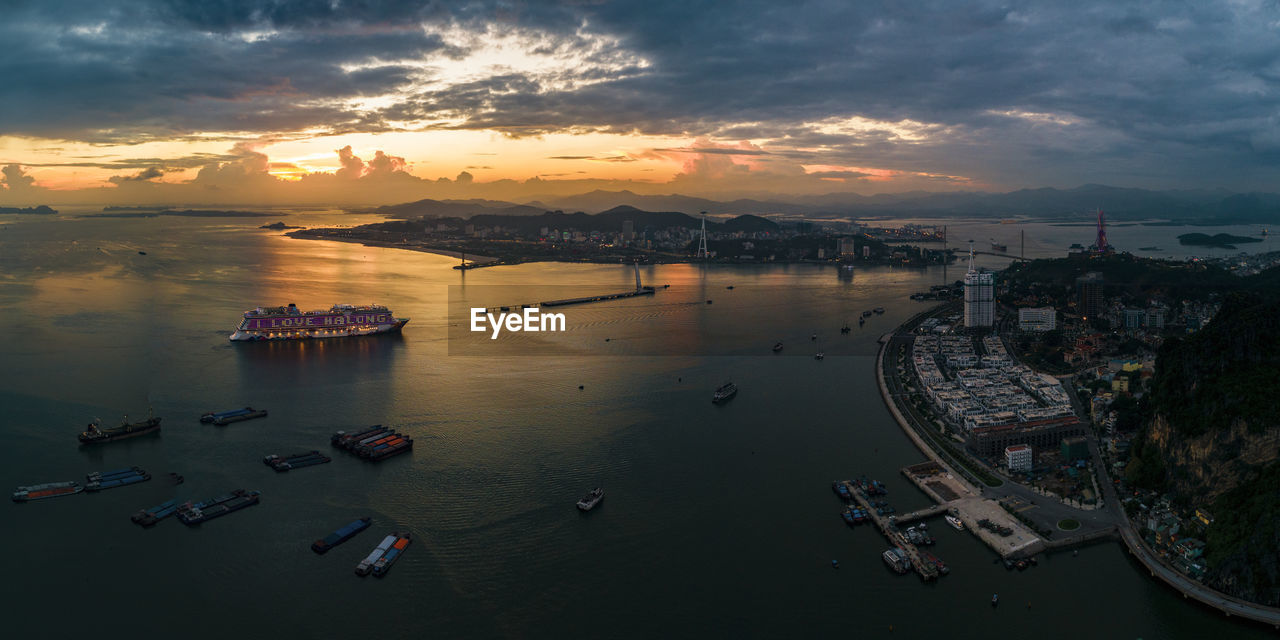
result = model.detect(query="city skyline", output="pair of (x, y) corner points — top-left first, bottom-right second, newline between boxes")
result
(6, 1), (1280, 206)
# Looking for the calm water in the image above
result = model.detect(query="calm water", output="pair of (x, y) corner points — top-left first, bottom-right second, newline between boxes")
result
(0, 211), (1273, 639)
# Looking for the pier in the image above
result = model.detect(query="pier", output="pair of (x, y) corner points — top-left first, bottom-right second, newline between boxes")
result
(842, 481), (939, 580)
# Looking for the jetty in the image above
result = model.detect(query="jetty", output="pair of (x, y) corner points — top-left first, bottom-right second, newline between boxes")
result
(480, 263), (656, 312)
(842, 480), (939, 580)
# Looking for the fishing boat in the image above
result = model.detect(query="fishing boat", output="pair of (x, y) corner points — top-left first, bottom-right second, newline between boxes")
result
(991, 593), (999, 606)
(772, 342), (783, 353)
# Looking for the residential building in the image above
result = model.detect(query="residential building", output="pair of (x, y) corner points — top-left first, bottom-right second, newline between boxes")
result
(964, 243), (995, 328)
(1077, 271), (1105, 319)
(1061, 435), (1089, 460)
(1006, 444), (1033, 472)
(1018, 307), (1057, 331)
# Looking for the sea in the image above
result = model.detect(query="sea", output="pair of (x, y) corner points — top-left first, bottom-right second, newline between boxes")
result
(0, 209), (1275, 639)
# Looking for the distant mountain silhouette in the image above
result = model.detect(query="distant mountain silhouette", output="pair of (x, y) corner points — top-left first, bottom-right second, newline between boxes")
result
(370, 185), (1280, 224)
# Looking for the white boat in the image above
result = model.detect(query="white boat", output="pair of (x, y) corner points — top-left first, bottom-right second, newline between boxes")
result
(577, 487), (604, 511)
(946, 514), (964, 531)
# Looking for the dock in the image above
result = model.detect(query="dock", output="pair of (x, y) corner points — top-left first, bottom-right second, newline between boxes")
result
(842, 480), (939, 580)
(898, 462), (1044, 559)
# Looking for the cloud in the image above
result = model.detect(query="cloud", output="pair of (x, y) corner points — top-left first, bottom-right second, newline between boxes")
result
(108, 167), (165, 183)
(4, 1), (1280, 190)
(1, 164), (37, 191)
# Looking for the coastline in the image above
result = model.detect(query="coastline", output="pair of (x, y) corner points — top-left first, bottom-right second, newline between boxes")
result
(285, 233), (500, 264)
(876, 304), (1280, 628)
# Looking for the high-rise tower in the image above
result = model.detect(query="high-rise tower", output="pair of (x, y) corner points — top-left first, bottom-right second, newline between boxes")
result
(963, 240), (994, 328)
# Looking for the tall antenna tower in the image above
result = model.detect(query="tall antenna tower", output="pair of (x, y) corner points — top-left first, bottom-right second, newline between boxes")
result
(696, 211), (709, 260)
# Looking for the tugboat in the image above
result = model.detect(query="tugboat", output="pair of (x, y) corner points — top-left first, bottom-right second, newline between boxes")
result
(576, 487), (604, 511)
(772, 342), (783, 353)
(79, 409), (161, 444)
(712, 381), (738, 404)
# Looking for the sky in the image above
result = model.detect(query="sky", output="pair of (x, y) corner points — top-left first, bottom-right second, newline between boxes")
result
(3, 0), (1280, 206)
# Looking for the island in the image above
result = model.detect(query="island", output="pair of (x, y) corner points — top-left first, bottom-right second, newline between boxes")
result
(286, 206), (955, 269)
(1177, 232), (1263, 249)
(259, 221), (303, 230)
(0, 205), (56, 215)
(91, 209), (276, 219)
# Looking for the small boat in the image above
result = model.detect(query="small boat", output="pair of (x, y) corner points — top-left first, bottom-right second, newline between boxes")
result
(726, 285), (735, 290)
(706, 299), (713, 304)
(772, 342), (783, 353)
(576, 487), (604, 511)
(814, 352), (824, 360)
(712, 381), (738, 404)
(859, 317), (865, 326)
(862, 310), (873, 318)
(873, 307), (885, 314)
(991, 594), (999, 606)
(840, 324), (851, 334)
(945, 514), (964, 531)
(810, 333), (817, 341)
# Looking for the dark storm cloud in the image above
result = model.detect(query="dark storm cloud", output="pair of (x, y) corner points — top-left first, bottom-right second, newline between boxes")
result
(108, 166), (165, 183)
(6, 0), (1280, 187)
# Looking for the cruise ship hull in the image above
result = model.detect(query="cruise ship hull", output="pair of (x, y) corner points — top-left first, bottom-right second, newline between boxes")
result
(229, 318), (407, 341)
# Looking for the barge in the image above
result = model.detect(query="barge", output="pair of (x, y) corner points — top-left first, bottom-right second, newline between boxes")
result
(372, 533), (412, 577)
(312, 517), (373, 554)
(132, 499), (179, 527)
(331, 427), (413, 462)
(356, 534), (399, 576)
(176, 489), (260, 525)
(79, 410), (161, 444)
(263, 451), (332, 472)
(12, 481), (83, 502)
(85, 467), (151, 491)
(201, 407), (269, 425)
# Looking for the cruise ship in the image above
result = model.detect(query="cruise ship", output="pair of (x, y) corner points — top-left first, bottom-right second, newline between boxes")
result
(229, 303), (408, 341)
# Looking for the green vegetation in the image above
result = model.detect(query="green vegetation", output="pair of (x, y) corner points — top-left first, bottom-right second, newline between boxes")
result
(1204, 460), (1280, 605)
(1058, 518), (1081, 531)
(1148, 293), (1280, 437)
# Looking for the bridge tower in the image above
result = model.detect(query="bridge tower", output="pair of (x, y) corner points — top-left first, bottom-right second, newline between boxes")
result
(696, 211), (709, 260)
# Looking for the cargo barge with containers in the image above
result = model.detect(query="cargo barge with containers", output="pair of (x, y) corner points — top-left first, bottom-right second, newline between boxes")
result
(263, 451), (332, 472)
(229, 303), (408, 341)
(79, 410), (161, 444)
(176, 489), (260, 525)
(132, 499), (179, 527)
(356, 534), (399, 576)
(312, 517), (373, 554)
(372, 533), (412, 577)
(12, 481), (83, 502)
(330, 426), (413, 461)
(201, 407), (268, 425)
(85, 467), (151, 491)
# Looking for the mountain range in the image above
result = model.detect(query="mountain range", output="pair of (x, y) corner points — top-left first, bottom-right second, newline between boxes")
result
(363, 185), (1280, 224)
